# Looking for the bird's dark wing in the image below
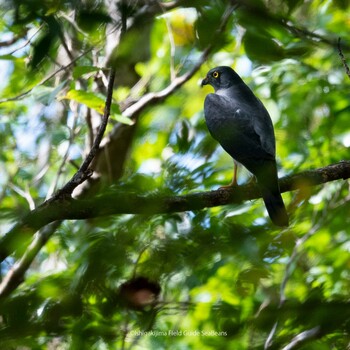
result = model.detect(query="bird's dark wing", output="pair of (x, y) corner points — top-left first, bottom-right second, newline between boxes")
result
(204, 93), (275, 172)
(250, 98), (276, 157)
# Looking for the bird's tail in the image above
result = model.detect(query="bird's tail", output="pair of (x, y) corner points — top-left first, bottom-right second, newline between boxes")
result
(256, 162), (289, 227)
(262, 189), (289, 227)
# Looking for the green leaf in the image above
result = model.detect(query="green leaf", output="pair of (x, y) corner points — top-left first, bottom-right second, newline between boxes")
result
(243, 31), (286, 63)
(76, 9), (111, 33)
(61, 89), (133, 125)
(72, 66), (101, 79)
(195, 1), (228, 49)
(31, 81), (66, 105)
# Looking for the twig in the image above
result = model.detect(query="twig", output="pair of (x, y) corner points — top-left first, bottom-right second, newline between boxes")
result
(86, 108), (95, 150)
(50, 68), (116, 199)
(283, 20), (338, 47)
(338, 37), (350, 79)
(2, 26), (40, 53)
(8, 183), (36, 211)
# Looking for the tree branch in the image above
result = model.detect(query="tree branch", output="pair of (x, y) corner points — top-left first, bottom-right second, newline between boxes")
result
(49, 68), (116, 199)
(338, 37), (350, 79)
(1, 161), (349, 263)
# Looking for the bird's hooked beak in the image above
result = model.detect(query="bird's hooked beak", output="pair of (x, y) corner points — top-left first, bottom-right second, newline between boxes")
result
(201, 76), (209, 87)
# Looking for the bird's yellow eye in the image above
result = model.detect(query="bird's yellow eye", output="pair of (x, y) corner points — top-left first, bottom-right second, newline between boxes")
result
(212, 71), (219, 78)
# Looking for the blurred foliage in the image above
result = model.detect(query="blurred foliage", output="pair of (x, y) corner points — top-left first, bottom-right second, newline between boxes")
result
(0, 0), (350, 349)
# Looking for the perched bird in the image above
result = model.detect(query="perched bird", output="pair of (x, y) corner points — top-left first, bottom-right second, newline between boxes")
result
(201, 66), (289, 226)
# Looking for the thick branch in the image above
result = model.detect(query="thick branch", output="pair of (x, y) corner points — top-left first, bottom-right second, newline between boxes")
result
(1, 161), (349, 262)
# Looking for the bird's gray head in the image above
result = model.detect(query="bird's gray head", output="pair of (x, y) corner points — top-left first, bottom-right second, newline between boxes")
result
(201, 66), (242, 92)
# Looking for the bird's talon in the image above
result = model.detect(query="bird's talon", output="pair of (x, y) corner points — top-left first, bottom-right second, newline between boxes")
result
(218, 183), (237, 190)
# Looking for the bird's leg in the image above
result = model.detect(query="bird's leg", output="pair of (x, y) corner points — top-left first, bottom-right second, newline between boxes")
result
(232, 161), (238, 186)
(219, 162), (238, 189)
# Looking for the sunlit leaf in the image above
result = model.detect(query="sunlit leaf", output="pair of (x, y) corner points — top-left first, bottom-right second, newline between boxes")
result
(72, 66), (101, 79)
(61, 89), (133, 125)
